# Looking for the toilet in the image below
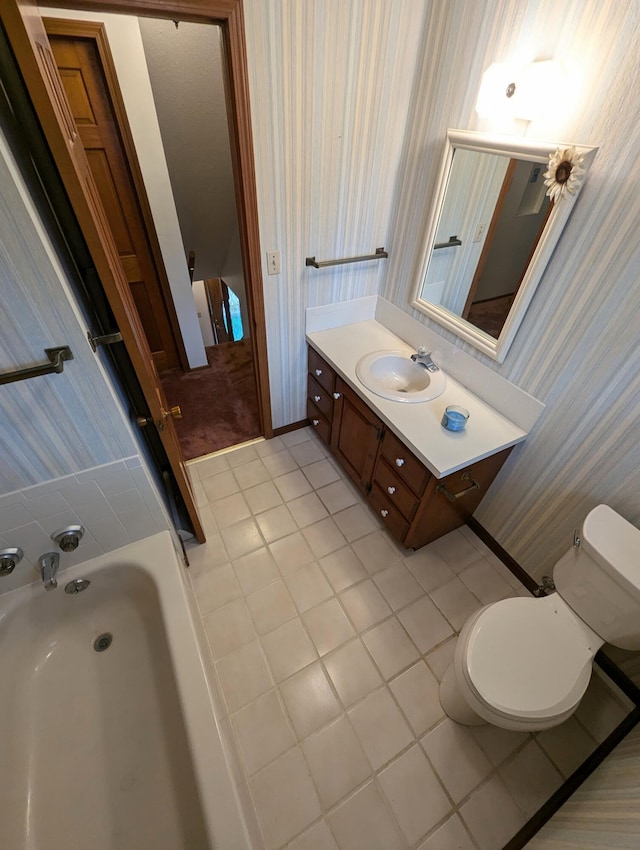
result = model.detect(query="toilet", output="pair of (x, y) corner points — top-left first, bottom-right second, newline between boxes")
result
(440, 505), (640, 731)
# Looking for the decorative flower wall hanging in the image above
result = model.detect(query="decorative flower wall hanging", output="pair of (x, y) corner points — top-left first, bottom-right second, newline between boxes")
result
(544, 146), (586, 201)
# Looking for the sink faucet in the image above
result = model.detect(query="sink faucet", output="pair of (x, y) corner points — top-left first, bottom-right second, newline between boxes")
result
(411, 345), (440, 372)
(40, 552), (60, 590)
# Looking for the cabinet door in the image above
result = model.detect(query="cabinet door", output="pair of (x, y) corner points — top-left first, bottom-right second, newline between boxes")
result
(332, 378), (382, 494)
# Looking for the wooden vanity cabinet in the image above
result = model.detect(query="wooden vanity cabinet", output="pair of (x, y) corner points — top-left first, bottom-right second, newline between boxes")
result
(306, 346), (512, 549)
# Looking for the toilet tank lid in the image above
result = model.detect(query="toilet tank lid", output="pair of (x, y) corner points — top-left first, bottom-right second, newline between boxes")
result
(582, 505), (640, 589)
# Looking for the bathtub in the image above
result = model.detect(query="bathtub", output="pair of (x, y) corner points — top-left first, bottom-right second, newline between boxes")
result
(0, 532), (252, 850)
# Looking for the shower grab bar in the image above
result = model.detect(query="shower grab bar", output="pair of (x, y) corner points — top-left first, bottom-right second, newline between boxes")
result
(433, 235), (462, 250)
(0, 346), (74, 386)
(305, 247), (388, 269)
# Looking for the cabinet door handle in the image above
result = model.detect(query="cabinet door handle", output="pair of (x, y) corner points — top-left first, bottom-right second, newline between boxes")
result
(314, 395), (321, 403)
(395, 458), (405, 467)
(315, 368), (322, 376)
(436, 472), (479, 502)
(312, 419), (319, 426)
(333, 392), (341, 400)
(387, 486), (396, 495)
(380, 509), (389, 518)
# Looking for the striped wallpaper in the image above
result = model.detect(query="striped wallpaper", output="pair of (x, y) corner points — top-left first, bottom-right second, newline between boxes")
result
(244, 0), (640, 581)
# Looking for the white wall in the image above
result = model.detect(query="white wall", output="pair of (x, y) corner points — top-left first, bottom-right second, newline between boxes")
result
(46, 7), (207, 369)
(192, 280), (216, 347)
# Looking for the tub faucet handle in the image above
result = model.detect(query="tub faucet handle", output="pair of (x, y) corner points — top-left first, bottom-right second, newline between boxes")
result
(40, 551), (60, 590)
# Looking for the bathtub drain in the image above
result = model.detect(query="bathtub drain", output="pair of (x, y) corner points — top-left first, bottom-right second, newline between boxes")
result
(94, 633), (113, 652)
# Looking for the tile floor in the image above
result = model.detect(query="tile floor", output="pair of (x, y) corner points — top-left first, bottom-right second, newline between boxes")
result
(185, 428), (630, 850)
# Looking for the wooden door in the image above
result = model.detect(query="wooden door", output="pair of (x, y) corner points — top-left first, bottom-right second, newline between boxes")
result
(1, 0), (204, 542)
(45, 21), (182, 373)
(204, 278), (232, 344)
(332, 378), (383, 494)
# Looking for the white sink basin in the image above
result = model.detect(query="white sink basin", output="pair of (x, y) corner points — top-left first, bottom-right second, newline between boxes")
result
(355, 350), (446, 403)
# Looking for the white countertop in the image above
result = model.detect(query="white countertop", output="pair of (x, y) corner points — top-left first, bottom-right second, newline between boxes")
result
(306, 320), (527, 479)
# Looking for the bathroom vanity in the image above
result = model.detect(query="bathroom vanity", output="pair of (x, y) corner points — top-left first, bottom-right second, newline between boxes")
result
(306, 318), (530, 549)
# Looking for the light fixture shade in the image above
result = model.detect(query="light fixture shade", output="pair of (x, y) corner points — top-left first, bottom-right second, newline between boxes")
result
(476, 62), (519, 119)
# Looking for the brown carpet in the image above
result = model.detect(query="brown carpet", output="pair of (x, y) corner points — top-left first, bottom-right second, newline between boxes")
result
(160, 339), (261, 459)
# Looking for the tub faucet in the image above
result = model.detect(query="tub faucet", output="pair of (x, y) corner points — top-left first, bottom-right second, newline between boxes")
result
(40, 552), (60, 591)
(411, 345), (440, 372)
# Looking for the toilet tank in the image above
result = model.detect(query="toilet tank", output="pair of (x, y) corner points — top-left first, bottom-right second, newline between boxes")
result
(554, 505), (640, 650)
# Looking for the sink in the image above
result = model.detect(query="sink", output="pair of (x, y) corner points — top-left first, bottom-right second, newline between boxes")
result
(355, 350), (446, 403)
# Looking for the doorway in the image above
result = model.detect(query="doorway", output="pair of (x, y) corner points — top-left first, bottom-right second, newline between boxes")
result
(44, 11), (265, 459)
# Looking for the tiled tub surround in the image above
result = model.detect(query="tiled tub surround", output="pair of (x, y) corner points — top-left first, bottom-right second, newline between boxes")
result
(0, 457), (170, 594)
(185, 430), (630, 850)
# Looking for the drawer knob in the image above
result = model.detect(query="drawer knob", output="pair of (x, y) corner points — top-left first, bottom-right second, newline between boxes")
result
(380, 509), (389, 518)
(314, 395), (321, 403)
(315, 368), (322, 376)
(387, 486), (396, 495)
(333, 392), (341, 400)
(395, 458), (405, 467)
(312, 419), (319, 426)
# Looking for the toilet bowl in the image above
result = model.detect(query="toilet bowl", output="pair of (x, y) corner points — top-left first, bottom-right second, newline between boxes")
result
(439, 505), (640, 731)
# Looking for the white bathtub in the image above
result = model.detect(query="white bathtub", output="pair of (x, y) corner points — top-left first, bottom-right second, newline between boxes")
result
(0, 532), (252, 850)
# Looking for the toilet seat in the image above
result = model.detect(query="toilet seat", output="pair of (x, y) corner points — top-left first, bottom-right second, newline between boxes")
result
(458, 597), (596, 723)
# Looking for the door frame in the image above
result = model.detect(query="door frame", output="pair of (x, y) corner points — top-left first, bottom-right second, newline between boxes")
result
(37, 0), (272, 436)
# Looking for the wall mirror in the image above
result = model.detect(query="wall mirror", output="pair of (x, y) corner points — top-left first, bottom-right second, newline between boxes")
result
(411, 130), (597, 362)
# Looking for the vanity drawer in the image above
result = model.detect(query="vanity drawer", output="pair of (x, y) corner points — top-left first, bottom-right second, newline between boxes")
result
(372, 458), (420, 522)
(308, 347), (335, 394)
(307, 374), (334, 422)
(369, 484), (411, 541)
(307, 399), (332, 445)
(380, 430), (429, 497)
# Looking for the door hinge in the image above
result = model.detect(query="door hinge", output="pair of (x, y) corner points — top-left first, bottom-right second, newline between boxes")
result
(87, 330), (123, 351)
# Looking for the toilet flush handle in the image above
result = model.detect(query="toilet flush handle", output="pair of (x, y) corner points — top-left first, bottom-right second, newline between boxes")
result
(573, 529), (581, 548)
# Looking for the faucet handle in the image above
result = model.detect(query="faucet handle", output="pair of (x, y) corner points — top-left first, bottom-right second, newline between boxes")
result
(0, 547), (23, 576)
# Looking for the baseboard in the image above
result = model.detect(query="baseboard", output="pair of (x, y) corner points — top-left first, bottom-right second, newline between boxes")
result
(273, 419), (309, 437)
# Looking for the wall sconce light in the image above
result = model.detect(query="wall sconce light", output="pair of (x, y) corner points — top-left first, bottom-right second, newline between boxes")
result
(476, 60), (566, 122)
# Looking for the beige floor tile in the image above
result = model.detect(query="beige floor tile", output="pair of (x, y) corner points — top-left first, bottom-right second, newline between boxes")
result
(274, 469), (313, 501)
(324, 640), (383, 708)
(427, 530), (484, 573)
(302, 517), (347, 559)
(303, 598), (356, 656)
(574, 673), (630, 742)
(287, 492), (329, 528)
(536, 716), (597, 777)
(261, 618), (317, 682)
(216, 640), (273, 712)
(328, 782), (404, 850)
(424, 636), (457, 681)
(398, 595), (454, 653)
(498, 741), (563, 818)
(233, 458), (270, 489)
(201, 469), (239, 503)
(226, 445), (260, 468)
(192, 563), (242, 614)
(231, 690), (295, 775)
(422, 718), (493, 803)
(285, 562), (334, 612)
(269, 530), (316, 574)
(348, 687), (413, 769)
(363, 617), (420, 680)
(459, 775), (526, 850)
(459, 558), (513, 604)
(374, 563), (424, 611)
(256, 504), (298, 543)
(340, 580), (392, 631)
(246, 579), (297, 635)
(403, 548), (455, 593)
(233, 547), (280, 595)
(316, 480), (359, 514)
(417, 814), (476, 850)
(302, 459), (342, 490)
(262, 449), (298, 477)
(319, 546), (367, 592)
(244, 480), (283, 515)
(378, 745), (452, 845)
(352, 530), (402, 575)
(287, 820), (338, 850)
(191, 453), (230, 480)
(430, 577), (482, 631)
(279, 661), (342, 739)
(221, 517), (264, 560)
(211, 492), (251, 528)
(333, 503), (379, 542)
(302, 715), (371, 808)
(250, 747), (322, 850)
(254, 435), (286, 457)
(185, 533), (229, 577)
(289, 439), (327, 467)
(203, 598), (255, 659)
(470, 722), (531, 767)
(389, 661), (444, 737)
